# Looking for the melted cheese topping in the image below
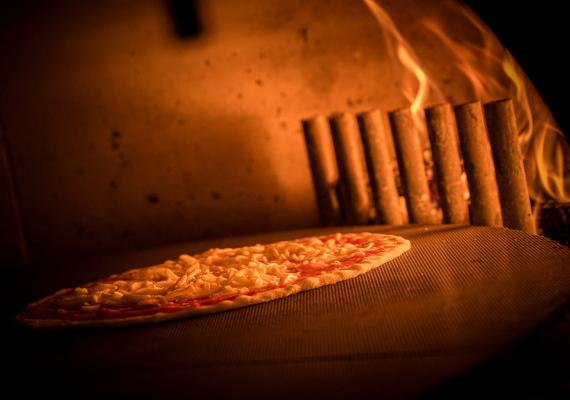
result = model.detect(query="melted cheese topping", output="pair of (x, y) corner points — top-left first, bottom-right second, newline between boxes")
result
(49, 233), (384, 311)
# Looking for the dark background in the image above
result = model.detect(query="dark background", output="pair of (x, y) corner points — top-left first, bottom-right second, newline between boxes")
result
(464, 1), (569, 140)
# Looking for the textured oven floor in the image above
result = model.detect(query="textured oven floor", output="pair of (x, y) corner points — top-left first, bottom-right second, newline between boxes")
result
(5, 225), (570, 399)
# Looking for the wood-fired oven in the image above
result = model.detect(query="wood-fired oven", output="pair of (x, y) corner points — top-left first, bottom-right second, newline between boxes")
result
(2, 0), (569, 398)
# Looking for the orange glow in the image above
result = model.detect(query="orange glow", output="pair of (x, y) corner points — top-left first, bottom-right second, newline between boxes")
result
(363, 0), (569, 204)
(363, 0), (443, 138)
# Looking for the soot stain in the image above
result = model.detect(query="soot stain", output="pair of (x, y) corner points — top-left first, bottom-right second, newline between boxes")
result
(110, 130), (121, 150)
(71, 222), (94, 239)
(146, 194), (160, 204)
(345, 97), (363, 107)
(298, 26), (309, 43)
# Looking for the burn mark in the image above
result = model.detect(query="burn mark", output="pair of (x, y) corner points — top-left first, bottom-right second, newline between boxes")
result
(237, 92), (244, 99)
(177, 119), (185, 126)
(71, 222), (94, 239)
(346, 97), (363, 107)
(273, 195), (280, 203)
(280, 121), (288, 130)
(211, 191), (222, 200)
(255, 79), (263, 86)
(204, 59), (211, 67)
(146, 194), (160, 204)
(109, 180), (117, 189)
(276, 106), (282, 117)
(110, 130), (121, 150)
(346, 97), (364, 107)
(298, 26), (309, 43)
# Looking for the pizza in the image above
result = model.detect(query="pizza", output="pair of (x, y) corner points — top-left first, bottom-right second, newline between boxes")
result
(16, 232), (410, 329)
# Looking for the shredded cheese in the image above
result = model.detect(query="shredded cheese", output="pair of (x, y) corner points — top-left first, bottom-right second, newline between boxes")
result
(51, 233), (383, 310)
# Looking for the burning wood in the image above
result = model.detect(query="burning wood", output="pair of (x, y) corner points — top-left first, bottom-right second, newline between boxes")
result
(302, 116), (342, 226)
(329, 113), (374, 225)
(303, 97), (543, 235)
(454, 101), (503, 227)
(358, 109), (404, 225)
(363, 0), (569, 214)
(388, 108), (437, 224)
(485, 99), (536, 234)
(425, 103), (469, 224)
(300, 1), (566, 237)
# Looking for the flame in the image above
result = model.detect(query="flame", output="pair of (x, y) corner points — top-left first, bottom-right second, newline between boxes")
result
(362, 0), (444, 215)
(362, 0), (570, 205)
(363, 0), (443, 136)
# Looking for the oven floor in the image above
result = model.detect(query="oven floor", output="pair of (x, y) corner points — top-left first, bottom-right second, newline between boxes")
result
(4, 225), (570, 399)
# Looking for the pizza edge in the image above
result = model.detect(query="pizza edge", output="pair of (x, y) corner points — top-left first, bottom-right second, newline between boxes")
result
(16, 234), (411, 329)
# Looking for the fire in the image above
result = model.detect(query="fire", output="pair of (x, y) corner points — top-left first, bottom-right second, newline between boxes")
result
(362, 0), (569, 204)
(362, 0), (444, 214)
(363, 0), (443, 137)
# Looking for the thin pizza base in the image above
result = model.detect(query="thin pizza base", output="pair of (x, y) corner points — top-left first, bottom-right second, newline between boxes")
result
(17, 233), (410, 329)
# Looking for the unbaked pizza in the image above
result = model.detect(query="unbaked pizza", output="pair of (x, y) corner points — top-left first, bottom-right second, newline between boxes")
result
(17, 232), (410, 329)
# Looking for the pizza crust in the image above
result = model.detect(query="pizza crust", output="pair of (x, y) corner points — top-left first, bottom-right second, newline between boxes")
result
(17, 233), (410, 329)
